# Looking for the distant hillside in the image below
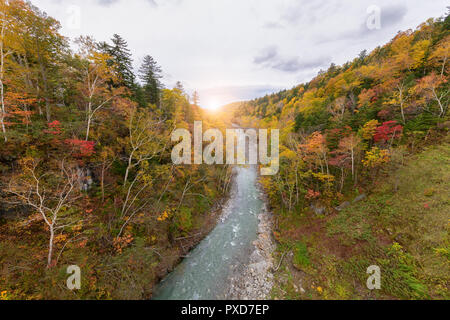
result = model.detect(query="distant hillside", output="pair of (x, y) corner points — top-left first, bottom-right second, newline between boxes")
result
(234, 14), (449, 134)
(232, 12), (450, 300)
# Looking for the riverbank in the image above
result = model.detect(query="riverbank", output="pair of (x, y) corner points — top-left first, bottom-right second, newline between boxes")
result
(153, 165), (271, 299)
(269, 141), (450, 300)
(0, 165), (233, 300)
(227, 201), (275, 299)
(227, 172), (275, 300)
(152, 171), (235, 296)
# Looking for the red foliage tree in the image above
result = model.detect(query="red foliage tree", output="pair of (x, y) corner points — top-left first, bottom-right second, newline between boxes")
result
(326, 126), (352, 150)
(44, 120), (62, 135)
(64, 139), (95, 158)
(374, 121), (403, 144)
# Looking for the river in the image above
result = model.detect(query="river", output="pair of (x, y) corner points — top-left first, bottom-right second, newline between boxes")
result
(152, 165), (264, 300)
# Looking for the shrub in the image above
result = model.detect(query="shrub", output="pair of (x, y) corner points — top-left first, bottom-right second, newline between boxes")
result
(173, 207), (193, 235)
(293, 241), (311, 268)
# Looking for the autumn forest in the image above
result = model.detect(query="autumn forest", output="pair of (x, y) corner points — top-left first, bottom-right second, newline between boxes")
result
(0, 0), (449, 301)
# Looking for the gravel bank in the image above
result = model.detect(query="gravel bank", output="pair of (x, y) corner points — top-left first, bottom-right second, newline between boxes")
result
(227, 194), (275, 300)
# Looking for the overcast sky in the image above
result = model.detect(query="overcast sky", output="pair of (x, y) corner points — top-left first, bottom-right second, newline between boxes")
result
(32, 0), (448, 109)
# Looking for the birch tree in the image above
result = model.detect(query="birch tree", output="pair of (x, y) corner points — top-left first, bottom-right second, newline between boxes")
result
(0, 1), (16, 142)
(76, 36), (123, 140)
(429, 35), (449, 78)
(7, 158), (81, 268)
(415, 72), (448, 117)
(117, 107), (166, 237)
(338, 133), (361, 182)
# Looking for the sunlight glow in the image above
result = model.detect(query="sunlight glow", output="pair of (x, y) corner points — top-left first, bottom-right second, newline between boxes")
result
(204, 99), (222, 111)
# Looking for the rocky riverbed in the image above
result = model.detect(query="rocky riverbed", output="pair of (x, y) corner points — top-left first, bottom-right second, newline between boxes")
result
(153, 166), (271, 300)
(227, 195), (275, 300)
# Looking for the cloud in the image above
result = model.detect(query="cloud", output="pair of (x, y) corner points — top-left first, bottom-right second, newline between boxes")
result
(253, 46), (278, 64)
(359, 4), (408, 35)
(380, 4), (408, 28)
(280, 0), (336, 25)
(253, 46), (329, 73)
(96, 0), (168, 8)
(273, 56), (329, 72)
(96, 0), (120, 6)
(262, 21), (285, 29)
(199, 85), (285, 106)
(34, 0), (446, 105)
(313, 3), (408, 45)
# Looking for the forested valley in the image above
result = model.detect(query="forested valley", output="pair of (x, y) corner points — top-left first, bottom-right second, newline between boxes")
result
(0, 0), (449, 300)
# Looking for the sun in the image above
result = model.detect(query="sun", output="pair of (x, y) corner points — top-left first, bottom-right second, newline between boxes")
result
(205, 99), (221, 111)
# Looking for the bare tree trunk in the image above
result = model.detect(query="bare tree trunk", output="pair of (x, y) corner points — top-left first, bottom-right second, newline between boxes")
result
(123, 152), (134, 186)
(441, 54), (447, 78)
(399, 94), (405, 124)
(432, 87), (446, 117)
(85, 94), (92, 140)
(178, 177), (191, 209)
(85, 114), (92, 141)
(48, 226), (54, 267)
(288, 181), (292, 212)
(398, 83), (406, 124)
